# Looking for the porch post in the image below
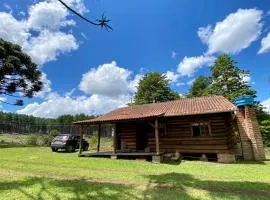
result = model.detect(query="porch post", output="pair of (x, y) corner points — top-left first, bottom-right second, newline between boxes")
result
(79, 124), (85, 155)
(112, 123), (117, 154)
(155, 118), (160, 155)
(97, 124), (101, 152)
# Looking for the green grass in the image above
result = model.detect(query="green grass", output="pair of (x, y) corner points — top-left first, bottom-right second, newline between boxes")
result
(0, 134), (30, 147)
(0, 133), (270, 199)
(0, 133), (113, 150)
(265, 148), (270, 159)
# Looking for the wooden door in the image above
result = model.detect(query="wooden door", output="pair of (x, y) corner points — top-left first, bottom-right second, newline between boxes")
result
(136, 122), (148, 151)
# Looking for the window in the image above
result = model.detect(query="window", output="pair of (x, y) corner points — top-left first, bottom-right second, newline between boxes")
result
(159, 121), (167, 137)
(191, 122), (211, 136)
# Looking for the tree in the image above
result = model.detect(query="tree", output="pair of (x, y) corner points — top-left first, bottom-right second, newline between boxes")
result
(189, 54), (256, 101)
(189, 75), (210, 97)
(260, 119), (270, 147)
(0, 39), (43, 106)
(209, 54), (256, 101)
(134, 72), (179, 105)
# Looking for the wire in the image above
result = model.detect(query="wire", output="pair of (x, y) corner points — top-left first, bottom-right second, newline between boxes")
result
(57, 0), (113, 31)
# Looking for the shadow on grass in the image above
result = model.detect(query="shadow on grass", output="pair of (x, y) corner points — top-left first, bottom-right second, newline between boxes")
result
(0, 177), (141, 200)
(0, 174), (269, 200)
(143, 173), (270, 199)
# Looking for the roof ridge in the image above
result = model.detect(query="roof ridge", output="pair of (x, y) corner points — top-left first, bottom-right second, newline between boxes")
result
(129, 95), (225, 107)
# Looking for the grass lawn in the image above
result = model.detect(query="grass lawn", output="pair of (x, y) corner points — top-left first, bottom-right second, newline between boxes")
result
(0, 142), (269, 199)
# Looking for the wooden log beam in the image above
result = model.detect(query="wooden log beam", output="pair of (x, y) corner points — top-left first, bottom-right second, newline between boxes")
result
(155, 118), (160, 155)
(113, 124), (117, 154)
(79, 124), (85, 155)
(97, 124), (101, 152)
(148, 122), (155, 128)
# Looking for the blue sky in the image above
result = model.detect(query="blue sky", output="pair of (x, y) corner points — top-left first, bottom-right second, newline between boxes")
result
(0, 0), (270, 117)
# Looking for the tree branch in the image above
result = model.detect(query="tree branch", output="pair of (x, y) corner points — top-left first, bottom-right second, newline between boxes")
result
(0, 96), (23, 106)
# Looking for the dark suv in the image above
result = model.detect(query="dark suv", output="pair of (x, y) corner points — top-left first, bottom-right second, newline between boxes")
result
(51, 134), (89, 152)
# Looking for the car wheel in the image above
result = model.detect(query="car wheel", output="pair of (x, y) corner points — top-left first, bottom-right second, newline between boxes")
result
(66, 145), (73, 152)
(51, 148), (57, 152)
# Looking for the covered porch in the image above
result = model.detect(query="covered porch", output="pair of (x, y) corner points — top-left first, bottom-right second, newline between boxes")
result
(75, 116), (164, 162)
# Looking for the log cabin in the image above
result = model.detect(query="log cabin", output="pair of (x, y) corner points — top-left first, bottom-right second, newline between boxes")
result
(74, 95), (265, 163)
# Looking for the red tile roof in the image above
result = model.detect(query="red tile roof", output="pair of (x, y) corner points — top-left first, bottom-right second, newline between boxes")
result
(74, 96), (236, 124)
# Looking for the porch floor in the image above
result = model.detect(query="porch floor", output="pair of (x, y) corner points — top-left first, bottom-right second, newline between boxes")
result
(79, 151), (163, 158)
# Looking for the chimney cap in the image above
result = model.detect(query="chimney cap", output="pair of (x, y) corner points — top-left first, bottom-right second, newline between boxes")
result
(234, 95), (254, 107)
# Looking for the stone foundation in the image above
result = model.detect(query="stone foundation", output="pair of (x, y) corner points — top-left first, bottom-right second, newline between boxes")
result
(217, 153), (236, 163)
(152, 155), (163, 163)
(200, 154), (208, 162)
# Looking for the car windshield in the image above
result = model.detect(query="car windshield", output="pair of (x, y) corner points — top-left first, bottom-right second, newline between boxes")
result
(54, 135), (69, 140)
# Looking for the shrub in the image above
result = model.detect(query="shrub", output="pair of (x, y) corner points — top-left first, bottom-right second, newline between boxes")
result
(260, 120), (270, 147)
(26, 135), (39, 146)
(90, 133), (98, 149)
(40, 129), (59, 146)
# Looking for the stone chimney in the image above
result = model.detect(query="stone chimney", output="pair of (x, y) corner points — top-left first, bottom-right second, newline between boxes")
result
(235, 96), (265, 161)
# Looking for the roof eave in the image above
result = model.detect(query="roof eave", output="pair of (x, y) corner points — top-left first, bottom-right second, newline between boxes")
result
(73, 113), (165, 125)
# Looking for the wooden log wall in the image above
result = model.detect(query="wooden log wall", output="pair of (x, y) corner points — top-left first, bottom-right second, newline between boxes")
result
(116, 123), (137, 151)
(148, 113), (233, 153)
(116, 112), (234, 154)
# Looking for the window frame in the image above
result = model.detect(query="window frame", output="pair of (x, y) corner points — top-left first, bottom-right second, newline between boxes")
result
(190, 122), (212, 137)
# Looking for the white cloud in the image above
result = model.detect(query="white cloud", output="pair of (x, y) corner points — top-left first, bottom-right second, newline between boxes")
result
(35, 72), (52, 98)
(27, 0), (70, 30)
(79, 61), (140, 97)
(262, 98), (270, 113)
(171, 51), (177, 59)
(258, 32), (270, 54)
(187, 78), (195, 85)
(3, 3), (13, 14)
(18, 11), (26, 17)
(81, 32), (88, 40)
(177, 55), (215, 77)
(65, 88), (76, 97)
(0, 0), (86, 65)
(128, 74), (143, 93)
(164, 71), (179, 83)
(176, 82), (185, 86)
(17, 94), (130, 118)
(0, 97), (7, 103)
(198, 8), (263, 54)
(0, 97), (7, 109)
(62, 0), (88, 15)
(240, 74), (251, 85)
(0, 0), (87, 116)
(24, 30), (78, 65)
(26, 0), (87, 31)
(197, 25), (212, 44)
(0, 12), (29, 46)
(179, 93), (187, 98)
(17, 60), (144, 118)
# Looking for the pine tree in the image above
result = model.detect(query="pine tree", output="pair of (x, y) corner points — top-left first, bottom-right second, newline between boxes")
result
(134, 72), (179, 105)
(0, 39), (43, 106)
(209, 54), (256, 101)
(189, 54), (256, 101)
